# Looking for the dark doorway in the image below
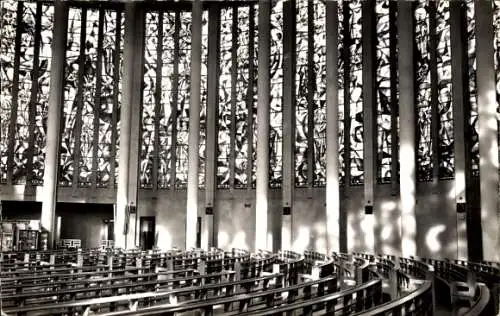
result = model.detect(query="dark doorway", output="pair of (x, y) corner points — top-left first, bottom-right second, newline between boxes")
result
(56, 202), (113, 249)
(139, 216), (155, 250)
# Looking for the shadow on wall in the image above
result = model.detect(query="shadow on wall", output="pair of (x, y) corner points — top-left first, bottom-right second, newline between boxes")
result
(56, 202), (113, 249)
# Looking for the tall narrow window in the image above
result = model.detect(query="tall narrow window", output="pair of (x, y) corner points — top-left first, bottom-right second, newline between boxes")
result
(466, 0), (479, 176)
(348, 0), (364, 185)
(338, 1), (345, 185)
(270, 0), (283, 188)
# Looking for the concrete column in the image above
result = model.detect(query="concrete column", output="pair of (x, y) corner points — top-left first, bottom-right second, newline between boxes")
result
(325, 0), (340, 253)
(362, 0), (376, 253)
(474, 0), (500, 262)
(255, 0), (271, 251)
(281, 0), (295, 251)
(203, 4), (220, 250)
(115, 3), (144, 249)
(186, 0), (203, 250)
(40, 1), (68, 248)
(397, 1), (417, 257)
(449, 1), (469, 260)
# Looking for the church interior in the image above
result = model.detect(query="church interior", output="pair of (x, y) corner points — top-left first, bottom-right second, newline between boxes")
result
(0, 0), (499, 315)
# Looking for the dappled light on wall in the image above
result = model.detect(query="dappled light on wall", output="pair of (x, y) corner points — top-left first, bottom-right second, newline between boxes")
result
(425, 224), (445, 254)
(155, 225), (173, 250)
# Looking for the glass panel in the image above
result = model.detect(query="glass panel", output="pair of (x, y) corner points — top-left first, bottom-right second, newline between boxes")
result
(0, 0), (17, 184)
(158, 12), (176, 189)
(78, 9), (99, 187)
(295, 0), (308, 187)
(270, 0), (283, 188)
(349, 0), (363, 185)
(235, 6), (250, 189)
(60, 7), (82, 186)
(32, 4), (54, 185)
(176, 11), (192, 189)
(466, 0), (479, 176)
(436, 1), (454, 179)
(313, 0), (326, 187)
(376, 0), (392, 184)
(140, 12), (158, 189)
(338, 0), (345, 185)
(415, 1), (432, 182)
(252, 4), (258, 188)
(494, 1), (500, 165)
(217, 7), (232, 188)
(199, 10), (209, 188)
(13, 2), (37, 184)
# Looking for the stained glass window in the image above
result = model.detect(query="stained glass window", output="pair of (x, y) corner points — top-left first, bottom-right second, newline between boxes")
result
(12, 2), (37, 184)
(466, 0), (479, 177)
(313, 1), (327, 187)
(251, 4), (258, 188)
(234, 6), (250, 188)
(338, 0), (345, 185)
(270, 0), (283, 188)
(32, 4), (54, 185)
(436, 1), (454, 179)
(415, 1), (432, 182)
(376, 0), (392, 184)
(0, 0), (17, 184)
(217, 7), (232, 188)
(59, 7), (82, 186)
(494, 1), (500, 164)
(348, 0), (364, 185)
(295, 0), (309, 187)
(199, 11), (208, 189)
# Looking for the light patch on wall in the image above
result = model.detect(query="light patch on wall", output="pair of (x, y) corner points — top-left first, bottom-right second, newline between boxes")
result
(360, 214), (375, 252)
(292, 226), (310, 253)
(347, 219), (357, 252)
(315, 237), (326, 254)
(267, 232), (273, 251)
(425, 224), (445, 254)
(229, 231), (248, 250)
(381, 226), (392, 241)
(380, 200), (397, 212)
(155, 225), (173, 250)
(218, 231), (229, 249)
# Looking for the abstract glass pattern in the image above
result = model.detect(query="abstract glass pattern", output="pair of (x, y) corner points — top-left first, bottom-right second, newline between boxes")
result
(376, 0), (392, 184)
(158, 12), (175, 189)
(97, 10), (118, 188)
(338, 0), (345, 184)
(13, 2), (37, 184)
(140, 12), (158, 188)
(217, 7), (232, 188)
(251, 4), (258, 188)
(78, 8), (99, 187)
(313, 0), (327, 187)
(348, 0), (364, 185)
(116, 12), (124, 187)
(199, 11), (208, 188)
(176, 11), (192, 188)
(0, 0), (17, 184)
(466, 0), (479, 176)
(295, 0), (309, 187)
(32, 4), (54, 185)
(415, 1), (432, 182)
(60, 7), (82, 186)
(436, 1), (454, 179)
(492, 1), (500, 170)
(234, 6), (250, 188)
(270, 0), (283, 188)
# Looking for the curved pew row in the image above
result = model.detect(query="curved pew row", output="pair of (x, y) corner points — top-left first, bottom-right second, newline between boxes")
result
(4, 249), (496, 316)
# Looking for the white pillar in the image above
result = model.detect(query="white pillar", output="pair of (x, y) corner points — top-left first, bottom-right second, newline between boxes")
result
(449, 1), (468, 260)
(186, 0), (203, 250)
(281, 0), (295, 251)
(474, 0), (500, 262)
(41, 0), (68, 249)
(116, 3), (143, 249)
(325, 1), (340, 254)
(362, 0), (376, 254)
(397, 1), (417, 257)
(255, 0), (271, 251)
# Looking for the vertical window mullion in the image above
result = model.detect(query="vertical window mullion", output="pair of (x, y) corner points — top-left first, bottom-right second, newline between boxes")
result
(153, 12), (163, 190)
(26, 3), (43, 186)
(110, 9), (122, 189)
(92, 8), (104, 188)
(229, 7), (238, 188)
(342, 1), (351, 188)
(6, 1), (24, 185)
(72, 8), (87, 189)
(246, 5), (255, 190)
(171, 11), (180, 188)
